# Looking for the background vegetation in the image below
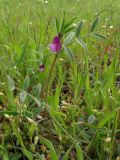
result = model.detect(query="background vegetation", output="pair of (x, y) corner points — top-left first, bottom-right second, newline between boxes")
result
(0, 0), (120, 159)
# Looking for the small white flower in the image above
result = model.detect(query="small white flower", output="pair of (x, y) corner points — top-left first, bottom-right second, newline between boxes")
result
(44, 0), (48, 4)
(73, 23), (77, 27)
(109, 25), (114, 29)
(14, 66), (17, 70)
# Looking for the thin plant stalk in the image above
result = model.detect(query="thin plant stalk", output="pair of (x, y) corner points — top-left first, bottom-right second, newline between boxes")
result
(45, 54), (59, 100)
(108, 111), (119, 159)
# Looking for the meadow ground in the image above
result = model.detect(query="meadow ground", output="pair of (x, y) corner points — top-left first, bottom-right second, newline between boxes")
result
(0, 0), (120, 159)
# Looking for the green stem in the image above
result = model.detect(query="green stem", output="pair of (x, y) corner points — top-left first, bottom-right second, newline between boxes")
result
(45, 54), (59, 100)
(108, 111), (119, 159)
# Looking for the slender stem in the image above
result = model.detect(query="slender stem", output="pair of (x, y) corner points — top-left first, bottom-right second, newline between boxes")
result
(51, 115), (75, 142)
(108, 111), (119, 159)
(45, 54), (59, 100)
(85, 130), (98, 154)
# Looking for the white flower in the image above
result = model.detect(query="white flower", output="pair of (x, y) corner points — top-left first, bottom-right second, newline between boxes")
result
(73, 23), (77, 27)
(44, 0), (48, 4)
(14, 66), (17, 70)
(109, 26), (114, 29)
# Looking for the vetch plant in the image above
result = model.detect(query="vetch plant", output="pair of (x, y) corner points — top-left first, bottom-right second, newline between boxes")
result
(45, 12), (77, 99)
(45, 14), (106, 100)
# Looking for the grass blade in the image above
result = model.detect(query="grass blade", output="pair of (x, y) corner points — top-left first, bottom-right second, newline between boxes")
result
(93, 33), (106, 40)
(76, 143), (84, 160)
(17, 39), (29, 68)
(90, 17), (99, 32)
(75, 20), (83, 37)
(39, 136), (58, 160)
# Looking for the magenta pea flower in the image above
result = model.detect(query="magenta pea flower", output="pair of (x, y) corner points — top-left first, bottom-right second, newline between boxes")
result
(39, 64), (45, 72)
(49, 36), (62, 53)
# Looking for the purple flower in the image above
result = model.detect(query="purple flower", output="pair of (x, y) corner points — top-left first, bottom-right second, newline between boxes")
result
(39, 64), (45, 72)
(49, 36), (62, 53)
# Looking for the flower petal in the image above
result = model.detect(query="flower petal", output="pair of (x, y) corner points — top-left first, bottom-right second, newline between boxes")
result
(39, 64), (45, 72)
(49, 36), (62, 53)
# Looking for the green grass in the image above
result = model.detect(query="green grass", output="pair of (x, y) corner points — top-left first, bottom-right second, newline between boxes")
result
(0, 0), (120, 159)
